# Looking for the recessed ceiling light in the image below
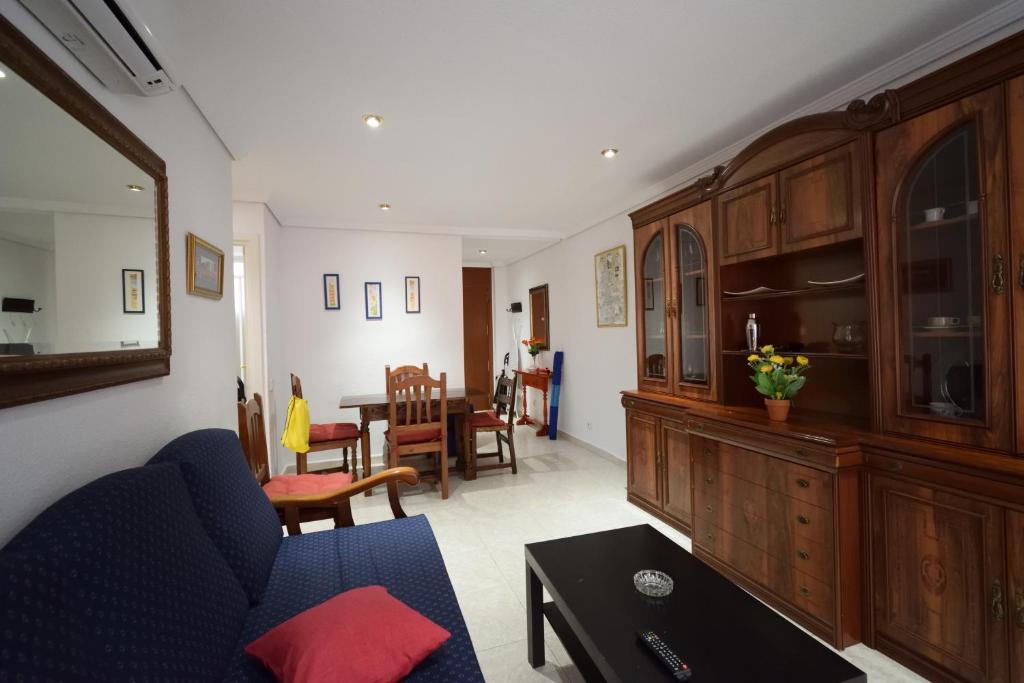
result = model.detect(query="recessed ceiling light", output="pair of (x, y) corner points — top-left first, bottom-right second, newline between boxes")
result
(478, 249), (488, 255)
(363, 114), (384, 129)
(0, 69), (6, 79)
(601, 148), (619, 159)
(378, 202), (391, 211)
(126, 184), (145, 192)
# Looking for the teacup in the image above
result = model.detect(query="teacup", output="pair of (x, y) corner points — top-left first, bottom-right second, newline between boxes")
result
(926, 316), (960, 327)
(923, 207), (945, 222)
(929, 401), (963, 418)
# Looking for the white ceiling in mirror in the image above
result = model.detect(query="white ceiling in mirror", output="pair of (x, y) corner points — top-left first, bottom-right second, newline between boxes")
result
(0, 60), (154, 217)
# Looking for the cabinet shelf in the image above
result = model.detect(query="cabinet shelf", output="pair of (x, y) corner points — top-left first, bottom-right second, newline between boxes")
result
(722, 282), (864, 302)
(722, 349), (868, 360)
(911, 327), (981, 338)
(908, 214), (977, 232)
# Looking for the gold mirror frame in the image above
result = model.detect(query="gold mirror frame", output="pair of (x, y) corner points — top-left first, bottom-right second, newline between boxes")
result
(0, 16), (171, 408)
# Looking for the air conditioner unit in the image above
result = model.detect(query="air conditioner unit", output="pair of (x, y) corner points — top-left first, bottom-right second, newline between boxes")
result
(18, 0), (178, 96)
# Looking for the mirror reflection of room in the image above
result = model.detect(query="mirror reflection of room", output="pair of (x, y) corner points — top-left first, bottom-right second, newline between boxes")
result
(0, 59), (158, 356)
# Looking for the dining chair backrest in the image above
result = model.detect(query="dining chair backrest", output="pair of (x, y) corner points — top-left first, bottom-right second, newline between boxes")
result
(385, 363), (429, 394)
(493, 372), (518, 425)
(388, 371), (447, 432)
(290, 373), (304, 399)
(237, 393), (271, 486)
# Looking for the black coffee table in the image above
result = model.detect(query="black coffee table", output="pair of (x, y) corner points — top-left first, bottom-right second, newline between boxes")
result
(525, 524), (865, 682)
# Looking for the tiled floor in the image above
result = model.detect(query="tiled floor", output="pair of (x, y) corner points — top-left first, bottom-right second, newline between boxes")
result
(303, 431), (928, 682)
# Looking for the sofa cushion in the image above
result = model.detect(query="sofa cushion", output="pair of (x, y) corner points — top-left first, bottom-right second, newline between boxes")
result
(245, 585), (451, 683)
(223, 515), (484, 682)
(261, 471), (353, 498)
(149, 428), (283, 604)
(0, 463), (249, 681)
(308, 421), (360, 443)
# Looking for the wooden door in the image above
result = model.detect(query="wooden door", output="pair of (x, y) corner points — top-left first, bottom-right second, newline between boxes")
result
(659, 419), (691, 529)
(717, 175), (777, 265)
(1006, 510), (1024, 682)
(874, 86), (1013, 451)
(667, 201), (718, 401)
(626, 410), (660, 508)
(1007, 75), (1024, 456)
(462, 267), (493, 410)
(870, 474), (1008, 683)
(634, 219), (670, 393)
(778, 141), (864, 253)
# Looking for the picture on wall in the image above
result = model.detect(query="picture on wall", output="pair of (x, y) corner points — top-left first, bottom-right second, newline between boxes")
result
(323, 273), (340, 310)
(643, 278), (654, 311)
(594, 244), (627, 327)
(365, 281), (382, 320)
(122, 269), (145, 314)
(405, 276), (421, 313)
(186, 232), (225, 300)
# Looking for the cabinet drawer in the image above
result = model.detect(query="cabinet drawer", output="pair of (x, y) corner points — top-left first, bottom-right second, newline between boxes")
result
(694, 488), (834, 584)
(696, 439), (833, 511)
(694, 463), (832, 547)
(694, 517), (834, 626)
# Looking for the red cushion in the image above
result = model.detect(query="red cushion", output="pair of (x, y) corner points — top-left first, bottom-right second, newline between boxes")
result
(261, 472), (353, 499)
(308, 422), (360, 443)
(468, 410), (505, 429)
(384, 426), (443, 445)
(245, 585), (450, 683)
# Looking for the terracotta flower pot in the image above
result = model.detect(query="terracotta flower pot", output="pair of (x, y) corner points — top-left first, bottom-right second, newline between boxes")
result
(764, 398), (791, 422)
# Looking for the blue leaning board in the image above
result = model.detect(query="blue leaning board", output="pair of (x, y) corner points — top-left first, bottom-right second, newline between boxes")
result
(548, 351), (563, 440)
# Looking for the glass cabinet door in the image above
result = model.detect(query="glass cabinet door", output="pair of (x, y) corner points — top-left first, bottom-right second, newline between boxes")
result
(636, 219), (669, 392)
(675, 225), (708, 385)
(899, 124), (984, 421)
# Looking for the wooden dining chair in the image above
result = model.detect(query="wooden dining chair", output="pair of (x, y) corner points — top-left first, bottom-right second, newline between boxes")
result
(385, 371), (450, 499)
(384, 363), (429, 393)
(465, 372), (518, 476)
(237, 393), (417, 534)
(290, 373), (360, 476)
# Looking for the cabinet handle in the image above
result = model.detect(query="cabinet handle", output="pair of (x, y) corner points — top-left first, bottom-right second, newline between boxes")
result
(779, 201), (787, 224)
(769, 205), (777, 226)
(704, 475), (715, 485)
(799, 586), (811, 596)
(795, 448), (808, 457)
(993, 580), (1005, 620)
(797, 515), (810, 525)
(796, 478), (810, 488)
(883, 461), (902, 472)
(705, 504), (714, 513)
(704, 447), (713, 456)
(797, 550), (810, 560)
(1018, 252), (1024, 290)
(1015, 590), (1024, 629)
(704, 533), (715, 543)
(992, 254), (1006, 294)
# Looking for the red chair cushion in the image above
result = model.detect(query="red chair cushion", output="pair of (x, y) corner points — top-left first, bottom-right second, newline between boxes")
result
(308, 422), (360, 443)
(261, 472), (354, 499)
(468, 410), (506, 429)
(245, 585), (450, 683)
(384, 426), (443, 445)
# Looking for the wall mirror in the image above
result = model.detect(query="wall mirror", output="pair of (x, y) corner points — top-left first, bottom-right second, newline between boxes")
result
(0, 17), (170, 408)
(529, 284), (549, 350)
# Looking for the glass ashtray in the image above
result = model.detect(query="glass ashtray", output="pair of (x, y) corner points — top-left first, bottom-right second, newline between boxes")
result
(634, 569), (674, 598)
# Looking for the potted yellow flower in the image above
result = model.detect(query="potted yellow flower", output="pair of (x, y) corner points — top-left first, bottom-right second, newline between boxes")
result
(746, 345), (811, 422)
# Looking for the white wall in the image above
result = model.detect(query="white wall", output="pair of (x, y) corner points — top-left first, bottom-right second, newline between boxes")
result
(268, 226), (465, 470)
(502, 213), (635, 459)
(0, 2), (236, 545)
(52, 213), (159, 352)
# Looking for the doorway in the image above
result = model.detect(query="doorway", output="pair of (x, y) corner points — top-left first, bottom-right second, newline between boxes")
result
(233, 236), (265, 403)
(462, 267), (493, 411)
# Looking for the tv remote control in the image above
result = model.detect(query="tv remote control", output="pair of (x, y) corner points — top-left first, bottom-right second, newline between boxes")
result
(638, 630), (692, 680)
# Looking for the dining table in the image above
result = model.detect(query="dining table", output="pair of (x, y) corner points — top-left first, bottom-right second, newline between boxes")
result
(338, 387), (477, 491)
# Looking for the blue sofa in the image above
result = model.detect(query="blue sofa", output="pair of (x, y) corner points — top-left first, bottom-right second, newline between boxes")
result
(0, 428), (484, 681)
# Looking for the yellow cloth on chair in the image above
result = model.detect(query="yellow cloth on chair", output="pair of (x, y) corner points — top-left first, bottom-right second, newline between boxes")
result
(280, 395), (310, 453)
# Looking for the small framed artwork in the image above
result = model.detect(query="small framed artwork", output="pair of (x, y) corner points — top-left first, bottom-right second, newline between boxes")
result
(186, 233), (225, 299)
(364, 281), (382, 320)
(643, 278), (654, 311)
(323, 273), (340, 310)
(405, 276), (421, 313)
(122, 268), (145, 314)
(594, 244), (628, 327)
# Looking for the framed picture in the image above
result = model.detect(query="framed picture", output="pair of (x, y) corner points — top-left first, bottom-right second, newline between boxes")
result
(186, 233), (225, 299)
(643, 278), (654, 311)
(594, 244), (627, 327)
(364, 281), (382, 320)
(122, 268), (145, 314)
(405, 276), (421, 313)
(323, 273), (340, 310)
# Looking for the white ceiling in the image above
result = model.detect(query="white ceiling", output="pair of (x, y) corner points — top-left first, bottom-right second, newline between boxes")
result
(131, 0), (1008, 261)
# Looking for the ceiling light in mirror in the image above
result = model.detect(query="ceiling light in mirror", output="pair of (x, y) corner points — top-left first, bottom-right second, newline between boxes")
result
(378, 202), (391, 210)
(478, 249), (487, 255)
(601, 148), (618, 159)
(363, 114), (383, 128)
(126, 184), (145, 192)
